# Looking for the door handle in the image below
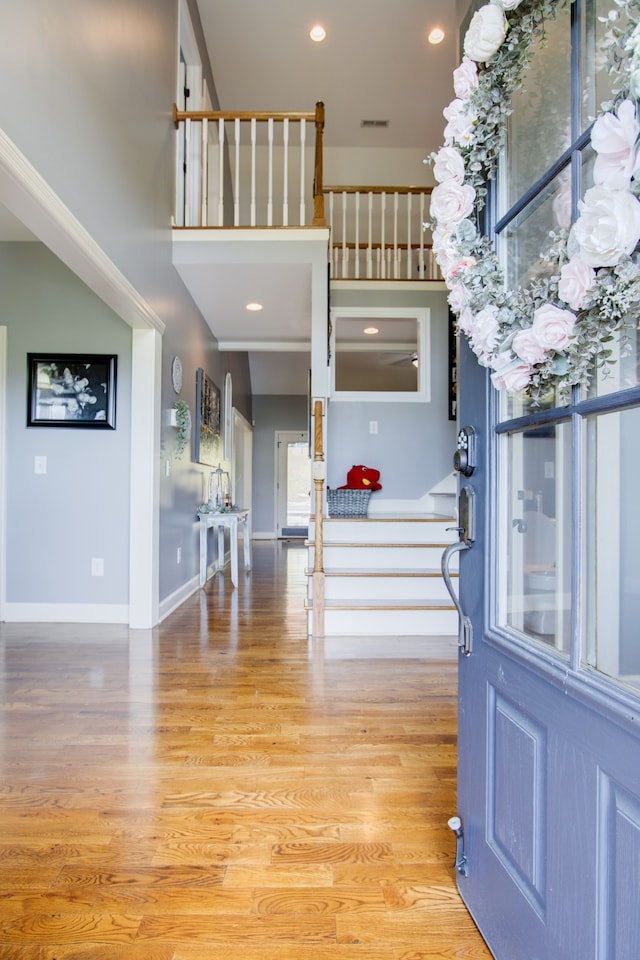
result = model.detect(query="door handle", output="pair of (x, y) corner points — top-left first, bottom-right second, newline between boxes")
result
(441, 541), (473, 656)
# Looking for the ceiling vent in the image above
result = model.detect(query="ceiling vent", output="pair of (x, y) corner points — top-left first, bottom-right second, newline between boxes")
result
(360, 119), (389, 128)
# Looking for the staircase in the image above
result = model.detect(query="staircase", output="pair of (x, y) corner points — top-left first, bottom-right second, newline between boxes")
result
(306, 514), (459, 637)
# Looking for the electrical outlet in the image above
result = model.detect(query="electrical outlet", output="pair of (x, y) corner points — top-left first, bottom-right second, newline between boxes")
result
(177, 547), (182, 564)
(34, 455), (47, 474)
(91, 558), (104, 577)
(544, 461), (554, 479)
(369, 420), (378, 434)
(165, 459), (171, 477)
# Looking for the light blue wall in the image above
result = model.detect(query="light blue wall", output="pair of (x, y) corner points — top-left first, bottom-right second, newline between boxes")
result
(252, 395), (308, 536)
(0, 1), (252, 611)
(1, 242), (132, 604)
(327, 287), (456, 500)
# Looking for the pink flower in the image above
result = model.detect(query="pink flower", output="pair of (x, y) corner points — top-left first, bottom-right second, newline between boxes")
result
(453, 57), (479, 99)
(591, 100), (639, 190)
(558, 258), (596, 310)
(443, 98), (477, 147)
(512, 328), (548, 365)
(490, 352), (533, 392)
(457, 306), (475, 336)
(430, 180), (476, 227)
(432, 146), (466, 184)
(448, 255), (477, 279)
(531, 304), (576, 352)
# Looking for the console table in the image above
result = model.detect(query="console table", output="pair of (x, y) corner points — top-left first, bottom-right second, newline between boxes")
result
(198, 509), (251, 588)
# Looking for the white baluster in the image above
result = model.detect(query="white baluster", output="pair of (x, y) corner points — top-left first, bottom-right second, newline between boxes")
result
(282, 118), (289, 226)
(367, 192), (373, 279)
(185, 118), (192, 227)
(299, 118), (306, 225)
(201, 118), (208, 227)
(250, 117), (256, 226)
(419, 192), (426, 278)
(380, 192), (386, 279)
(234, 118), (240, 226)
(341, 191), (347, 278)
(267, 118), (274, 227)
(355, 191), (360, 279)
(393, 192), (399, 279)
(406, 192), (412, 279)
(218, 118), (225, 227)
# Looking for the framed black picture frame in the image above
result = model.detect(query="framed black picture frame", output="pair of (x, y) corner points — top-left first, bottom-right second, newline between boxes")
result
(27, 353), (117, 428)
(195, 367), (221, 466)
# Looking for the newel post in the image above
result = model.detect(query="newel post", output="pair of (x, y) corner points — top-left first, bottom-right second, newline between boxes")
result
(312, 398), (325, 637)
(312, 101), (327, 227)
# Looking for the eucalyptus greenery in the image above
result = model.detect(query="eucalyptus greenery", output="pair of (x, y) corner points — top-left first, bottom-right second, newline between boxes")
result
(429, 0), (640, 404)
(173, 399), (191, 456)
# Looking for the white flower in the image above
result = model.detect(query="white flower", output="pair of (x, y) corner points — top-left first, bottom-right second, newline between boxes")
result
(447, 256), (477, 280)
(453, 57), (479, 99)
(558, 258), (596, 310)
(470, 304), (500, 357)
(448, 284), (469, 312)
(430, 180), (476, 228)
(432, 146), (466, 184)
(591, 100), (639, 189)
(531, 303), (576, 352)
(512, 328), (548, 365)
(443, 98), (477, 147)
(571, 185), (640, 267)
(491, 0), (523, 8)
(490, 352), (532, 392)
(457, 306), (475, 336)
(463, 4), (507, 64)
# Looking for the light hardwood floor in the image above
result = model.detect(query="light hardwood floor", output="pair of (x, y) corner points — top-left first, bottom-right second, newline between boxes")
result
(0, 540), (492, 959)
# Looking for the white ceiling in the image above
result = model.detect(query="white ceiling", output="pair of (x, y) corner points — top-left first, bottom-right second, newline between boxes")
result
(2, 1), (462, 395)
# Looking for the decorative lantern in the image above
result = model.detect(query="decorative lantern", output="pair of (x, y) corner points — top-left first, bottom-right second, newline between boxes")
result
(209, 464), (231, 510)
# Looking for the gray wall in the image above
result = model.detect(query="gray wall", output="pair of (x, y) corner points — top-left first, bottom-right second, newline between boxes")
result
(327, 288), (456, 500)
(1, 242), (132, 604)
(0, 0), (252, 611)
(252, 395), (308, 536)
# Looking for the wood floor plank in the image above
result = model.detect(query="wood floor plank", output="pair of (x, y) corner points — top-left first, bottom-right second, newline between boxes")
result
(0, 541), (492, 958)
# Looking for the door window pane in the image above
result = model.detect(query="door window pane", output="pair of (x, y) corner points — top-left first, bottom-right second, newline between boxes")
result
(498, 423), (572, 654)
(584, 407), (640, 691)
(584, 0), (630, 127)
(502, 5), (572, 211)
(286, 441), (311, 527)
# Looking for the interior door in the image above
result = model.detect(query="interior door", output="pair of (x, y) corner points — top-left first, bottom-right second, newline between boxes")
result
(275, 431), (310, 538)
(453, 340), (640, 960)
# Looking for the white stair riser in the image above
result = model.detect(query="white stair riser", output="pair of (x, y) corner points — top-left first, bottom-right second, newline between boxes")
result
(310, 607), (459, 636)
(311, 520), (456, 543)
(311, 545), (458, 569)
(319, 577), (456, 602)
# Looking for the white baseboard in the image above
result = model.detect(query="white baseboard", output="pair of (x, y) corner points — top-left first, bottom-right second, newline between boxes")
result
(2, 602), (129, 623)
(159, 575), (200, 622)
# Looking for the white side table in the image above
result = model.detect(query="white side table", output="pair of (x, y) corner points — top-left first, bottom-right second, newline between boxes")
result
(198, 509), (251, 588)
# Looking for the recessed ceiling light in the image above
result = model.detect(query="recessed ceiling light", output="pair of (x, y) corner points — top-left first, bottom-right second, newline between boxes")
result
(363, 326), (379, 335)
(309, 24), (326, 42)
(246, 302), (263, 311)
(428, 27), (445, 45)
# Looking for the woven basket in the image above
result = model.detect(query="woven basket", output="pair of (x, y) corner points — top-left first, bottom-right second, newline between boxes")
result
(326, 488), (371, 518)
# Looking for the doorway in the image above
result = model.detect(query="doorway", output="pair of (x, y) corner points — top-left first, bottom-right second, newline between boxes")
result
(275, 431), (310, 538)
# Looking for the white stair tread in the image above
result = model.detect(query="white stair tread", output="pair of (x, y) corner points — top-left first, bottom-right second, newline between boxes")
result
(311, 598), (456, 610)
(307, 567), (457, 578)
(311, 541), (454, 548)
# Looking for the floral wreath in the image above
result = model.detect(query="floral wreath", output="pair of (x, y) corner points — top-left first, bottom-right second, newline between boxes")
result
(429, 0), (640, 401)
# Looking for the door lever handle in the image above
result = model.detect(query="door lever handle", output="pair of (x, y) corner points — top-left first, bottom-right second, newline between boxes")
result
(441, 541), (473, 656)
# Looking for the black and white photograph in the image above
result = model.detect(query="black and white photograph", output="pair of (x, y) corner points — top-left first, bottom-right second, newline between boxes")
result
(27, 353), (117, 428)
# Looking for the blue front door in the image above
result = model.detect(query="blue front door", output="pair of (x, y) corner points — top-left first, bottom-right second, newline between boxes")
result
(448, 3), (640, 956)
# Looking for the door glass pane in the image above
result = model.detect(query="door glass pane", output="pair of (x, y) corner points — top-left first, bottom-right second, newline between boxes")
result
(286, 441), (311, 527)
(584, 0), (630, 127)
(498, 423), (572, 654)
(502, 4), (571, 211)
(584, 407), (640, 692)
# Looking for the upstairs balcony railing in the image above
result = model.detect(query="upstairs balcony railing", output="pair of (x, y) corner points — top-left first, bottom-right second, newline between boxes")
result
(173, 103), (439, 281)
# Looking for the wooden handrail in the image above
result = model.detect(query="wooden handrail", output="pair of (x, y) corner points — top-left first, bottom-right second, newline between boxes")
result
(173, 104), (316, 126)
(324, 184), (433, 195)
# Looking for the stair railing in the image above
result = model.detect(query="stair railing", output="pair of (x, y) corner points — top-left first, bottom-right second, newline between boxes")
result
(324, 185), (439, 281)
(173, 101), (326, 229)
(311, 398), (325, 638)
